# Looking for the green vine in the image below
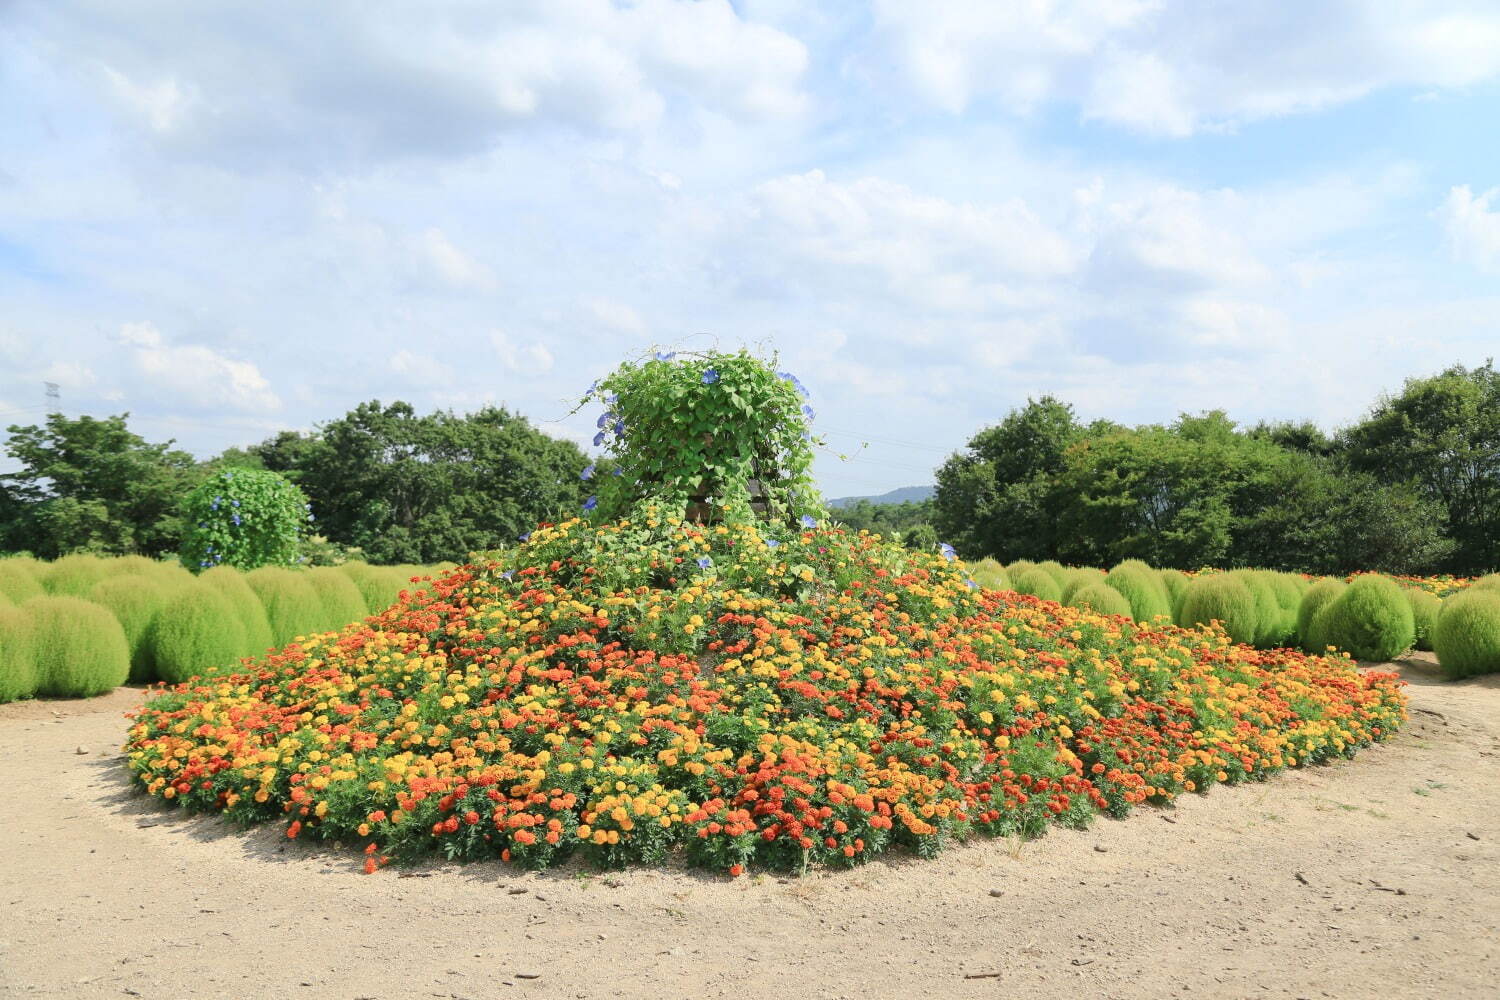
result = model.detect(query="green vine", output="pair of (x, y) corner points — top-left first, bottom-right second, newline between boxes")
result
(179, 468), (312, 572)
(574, 349), (825, 525)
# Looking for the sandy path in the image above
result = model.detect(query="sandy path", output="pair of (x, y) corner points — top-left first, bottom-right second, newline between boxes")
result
(1, 658), (1497, 1000)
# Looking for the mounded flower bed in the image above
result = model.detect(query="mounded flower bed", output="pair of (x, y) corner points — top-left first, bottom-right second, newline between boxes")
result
(126, 510), (1406, 876)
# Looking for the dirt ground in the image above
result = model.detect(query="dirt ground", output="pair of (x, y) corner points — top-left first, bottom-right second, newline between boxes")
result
(1, 656), (1496, 1000)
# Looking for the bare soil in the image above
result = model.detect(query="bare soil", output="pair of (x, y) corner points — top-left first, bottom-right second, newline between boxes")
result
(2, 656), (1497, 1000)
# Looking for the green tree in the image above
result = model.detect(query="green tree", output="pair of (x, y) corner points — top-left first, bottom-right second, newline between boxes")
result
(1, 413), (197, 557)
(1341, 360), (1500, 573)
(933, 397), (1084, 560)
(262, 401), (588, 563)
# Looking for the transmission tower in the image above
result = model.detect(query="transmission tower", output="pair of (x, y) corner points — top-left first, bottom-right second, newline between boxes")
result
(44, 381), (60, 415)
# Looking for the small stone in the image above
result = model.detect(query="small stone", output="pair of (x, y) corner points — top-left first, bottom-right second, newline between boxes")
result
(75, 746), (89, 755)
(508, 887), (528, 895)
(1093, 845), (1109, 853)
(515, 973), (541, 980)
(988, 889), (1006, 898)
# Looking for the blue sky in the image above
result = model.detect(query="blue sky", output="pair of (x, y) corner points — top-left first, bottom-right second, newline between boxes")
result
(2, 1), (1498, 498)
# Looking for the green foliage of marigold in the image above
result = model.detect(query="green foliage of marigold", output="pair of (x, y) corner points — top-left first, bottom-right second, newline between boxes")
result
(1321, 575), (1415, 662)
(578, 350), (822, 525)
(180, 468), (312, 572)
(25, 596), (130, 697)
(125, 509), (1405, 877)
(1432, 590), (1500, 679)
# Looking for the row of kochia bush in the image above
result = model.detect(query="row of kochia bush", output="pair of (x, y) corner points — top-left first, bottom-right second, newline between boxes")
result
(0, 554), (444, 703)
(969, 559), (1500, 680)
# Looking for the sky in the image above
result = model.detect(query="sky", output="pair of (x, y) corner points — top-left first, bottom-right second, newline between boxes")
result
(2, 1), (1499, 499)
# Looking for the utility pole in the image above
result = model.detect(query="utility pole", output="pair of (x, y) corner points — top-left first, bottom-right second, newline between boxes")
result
(44, 381), (61, 416)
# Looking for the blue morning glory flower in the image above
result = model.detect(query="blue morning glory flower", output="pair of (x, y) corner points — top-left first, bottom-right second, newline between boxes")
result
(304, 503), (312, 510)
(801, 404), (816, 421)
(519, 532), (531, 543)
(588, 379), (601, 394)
(701, 369), (719, 384)
(964, 577), (977, 589)
(697, 556), (713, 569)
(655, 351), (676, 361)
(800, 514), (816, 529)
(231, 499), (240, 508)
(596, 412), (614, 429)
(593, 431), (606, 447)
(939, 542), (957, 561)
(501, 570), (514, 581)
(581, 464), (595, 480)
(612, 467), (624, 477)
(765, 539), (780, 549)
(199, 560), (210, 568)
(232, 514), (242, 527)
(583, 495), (598, 511)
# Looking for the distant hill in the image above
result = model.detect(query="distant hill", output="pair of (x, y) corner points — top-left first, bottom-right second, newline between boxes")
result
(828, 485), (935, 509)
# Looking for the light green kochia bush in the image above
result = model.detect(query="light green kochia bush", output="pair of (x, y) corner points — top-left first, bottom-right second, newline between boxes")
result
(1005, 559), (1038, 581)
(1034, 560), (1069, 587)
(87, 576), (171, 683)
(1011, 568), (1062, 603)
(1159, 569), (1190, 618)
(0, 559), (44, 604)
(1321, 575), (1415, 662)
(25, 596), (130, 697)
(1070, 582), (1134, 618)
(1298, 579), (1346, 651)
(200, 566), (276, 657)
(180, 467), (313, 572)
(1177, 575), (1260, 646)
(145, 584), (249, 684)
(245, 567), (326, 646)
(1406, 589), (1442, 652)
(1472, 574), (1500, 593)
(305, 567), (368, 629)
(43, 554), (112, 597)
(1060, 567), (1106, 605)
(1265, 573), (1305, 646)
(967, 558), (1010, 592)
(1229, 570), (1285, 648)
(1432, 590), (1500, 679)
(0, 607), (38, 703)
(1105, 562), (1173, 624)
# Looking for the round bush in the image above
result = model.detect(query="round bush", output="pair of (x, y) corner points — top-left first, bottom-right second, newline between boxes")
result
(1159, 569), (1190, 618)
(1297, 579), (1346, 651)
(1432, 590), (1500, 679)
(1177, 576), (1259, 646)
(1060, 567), (1106, 605)
(0, 607), (38, 703)
(1265, 573), (1305, 646)
(200, 566), (276, 657)
(1228, 571), (1284, 648)
(1472, 574), (1500, 593)
(146, 583), (250, 684)
(0, 560), (45, 604)
(43, 554), (111, 597)
(106, 555), (167, 579)
(1005, 559), (1038, 580)
(967, 558), (1010, 592)
(180, 467), (312, 572)
(1011, 568), (1062, 603)
(1105, 563), (1173, 624)
(1071, 582), (1133, 618)
(245, 567), (326, 646)
(1406, 589), (1442, 652)
(1034, 560), (1068, 587)
(87, 575), (171, 683)
(25, 596), (130, 697)
(306, 567), (369, 629)
(1321, 575), (1415, 662)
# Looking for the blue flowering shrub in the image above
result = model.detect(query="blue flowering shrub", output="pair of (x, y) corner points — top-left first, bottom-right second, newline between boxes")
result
(179, 468), (312, 572)
(575, 349), (823, 525)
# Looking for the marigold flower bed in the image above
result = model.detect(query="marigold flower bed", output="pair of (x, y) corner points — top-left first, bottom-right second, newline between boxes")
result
(126, 514), (1407, 875)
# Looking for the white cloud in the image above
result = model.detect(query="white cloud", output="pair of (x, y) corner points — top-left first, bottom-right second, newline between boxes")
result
(587, 299), (647, 335)
(1438, 185), (1500, 273)
(414, 227), (495, 291)
(490, 331), (554, 375)
(39, 0), (808, 169)
(867, 0), (1500, 134)
(115, 322), (281, 412)
(388, 349), (454, 385)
